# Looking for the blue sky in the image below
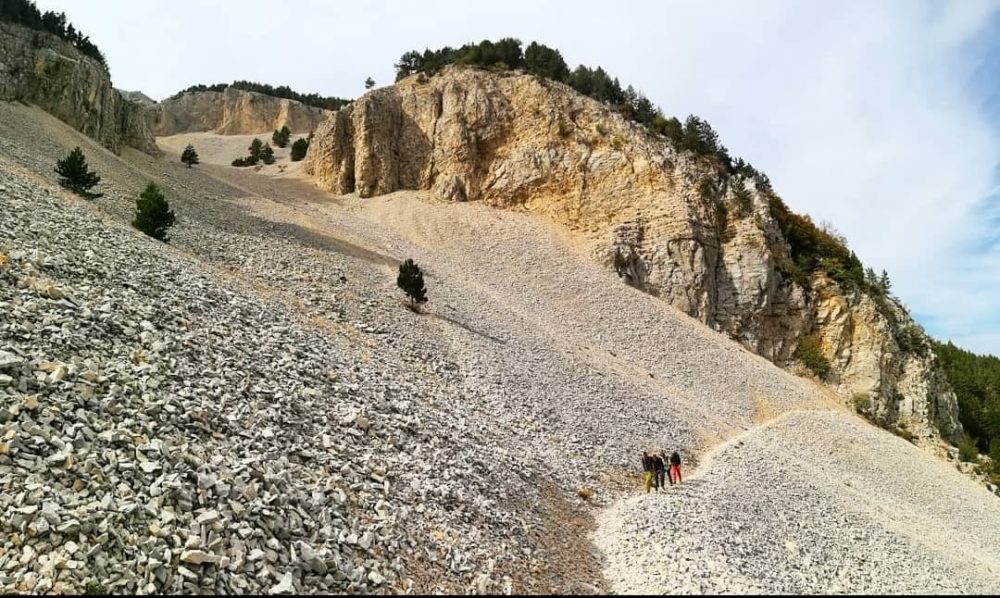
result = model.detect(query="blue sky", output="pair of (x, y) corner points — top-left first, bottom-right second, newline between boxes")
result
(35, 0), (1000, 355)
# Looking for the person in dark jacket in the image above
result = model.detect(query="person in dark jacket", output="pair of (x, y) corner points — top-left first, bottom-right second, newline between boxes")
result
(652, 452), (665, 490)
(641, 452), (654, 493)
(669, 451), (683, 484)
(660, 452), (672, 486)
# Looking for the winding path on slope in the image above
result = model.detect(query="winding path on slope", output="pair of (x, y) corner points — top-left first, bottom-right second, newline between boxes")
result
(595, 409), (1000, 594)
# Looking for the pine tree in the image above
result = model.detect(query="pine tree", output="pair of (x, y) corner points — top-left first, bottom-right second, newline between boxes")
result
(290, 138), (309, 162)
(396, 258), (428, 310)
(249, 138), (264, 161)
(271, 126), (291, 148)
(54, 146), (101, 198)
(132, 182), (176, 241)
(180, 144), (199, 167)
(260, 143), (276, 165)
(879, 269), (892, 295)
(364, 77), (375, 90)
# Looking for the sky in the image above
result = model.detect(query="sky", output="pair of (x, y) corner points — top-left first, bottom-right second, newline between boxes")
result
(35, 0), (1000, 356)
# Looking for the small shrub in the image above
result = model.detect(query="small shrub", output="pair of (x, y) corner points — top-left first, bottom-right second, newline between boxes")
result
(180, 144), (199, 167)
(852, 392), (871, 414)
(893, 426), (916, 443)
(290, 138), (309, 162)
(557, 120), (572, 139)
(895, 323), (928, 357)
(610, 134), (625, 150)
(958, 433), (980, 463)
(397, 258), (428, 310)
(595, 123), (609, 136)
(577, 486), (595, 501)
(132, 182), (176, 242)
(795, 334), (831, 379)
(84, 580), (107, 595)
(260, 143), (276, 165)
(714, 201), (732, 243)
(990, 442), (1000, 475)
(54, 147), (102, 198)
(231, 156), (256, 167)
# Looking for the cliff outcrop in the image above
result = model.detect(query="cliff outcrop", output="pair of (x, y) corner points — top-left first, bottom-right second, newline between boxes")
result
(148, 88), (329, 136)
(304, 66), (961, 440)
(0, 23), (157, 154)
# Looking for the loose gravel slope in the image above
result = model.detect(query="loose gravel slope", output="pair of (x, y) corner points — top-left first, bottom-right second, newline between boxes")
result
(2, 103), (999, 594)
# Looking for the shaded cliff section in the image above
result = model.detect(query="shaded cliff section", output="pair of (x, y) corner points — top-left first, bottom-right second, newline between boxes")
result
(304, 66), (961, 442)
(0, 22), (157, 154)
(148, 88), (330, 136)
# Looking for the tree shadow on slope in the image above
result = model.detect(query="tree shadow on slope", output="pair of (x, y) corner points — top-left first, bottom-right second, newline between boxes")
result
(428, 310), (508, 345)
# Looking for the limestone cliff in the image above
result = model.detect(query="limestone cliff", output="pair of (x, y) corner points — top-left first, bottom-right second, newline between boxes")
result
(148, 88), (329, 136)
(305, 66), (961, 441)
(0, 23), (157, 154)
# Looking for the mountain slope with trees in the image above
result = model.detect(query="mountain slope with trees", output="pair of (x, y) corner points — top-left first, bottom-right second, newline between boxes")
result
(308, 50), (962, 444)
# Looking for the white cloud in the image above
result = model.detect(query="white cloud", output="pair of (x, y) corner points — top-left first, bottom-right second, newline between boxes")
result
(33, 0), (1000, 353)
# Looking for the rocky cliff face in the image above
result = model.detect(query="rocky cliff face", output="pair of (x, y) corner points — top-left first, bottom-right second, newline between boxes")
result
(148, 88), (329, 136)
(304, 66), (961, 441)
(118, 89), (156, 106)
(0, 23), (157, 154)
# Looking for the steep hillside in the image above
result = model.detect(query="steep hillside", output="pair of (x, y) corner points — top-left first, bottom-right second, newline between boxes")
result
(0, 22), (156, 154)
(3, 92), (999, 595)
(304, 66), (961, 442)
(148, 88), (329, 136)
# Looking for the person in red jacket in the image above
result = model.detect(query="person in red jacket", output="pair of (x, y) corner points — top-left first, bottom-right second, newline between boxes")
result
(669, 451), (683, 484)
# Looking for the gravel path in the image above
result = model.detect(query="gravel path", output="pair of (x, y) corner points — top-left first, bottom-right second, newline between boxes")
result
(594, 410), (1000, 594)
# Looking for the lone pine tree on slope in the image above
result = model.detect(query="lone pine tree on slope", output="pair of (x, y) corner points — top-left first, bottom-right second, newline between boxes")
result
(181, 144), (199, 167)
(54, 146), (101, 198)
(397, 258), (427, 310)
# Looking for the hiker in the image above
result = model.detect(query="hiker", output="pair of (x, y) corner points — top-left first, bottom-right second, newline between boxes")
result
(660, 452), (672, 486)
(669, 451), (683, 484)
(641, 452), (654, 493)
(652, 452), (665, 490)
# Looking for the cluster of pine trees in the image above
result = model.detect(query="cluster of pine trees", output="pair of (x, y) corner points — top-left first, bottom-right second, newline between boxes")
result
(392, 39), (919, 322)
(393, 38), (768, 186)
(934, 341), (1000, 468)
(169, 81), (350, 111)
(0, 0), (106, 68)
(231, 138), (274, 167)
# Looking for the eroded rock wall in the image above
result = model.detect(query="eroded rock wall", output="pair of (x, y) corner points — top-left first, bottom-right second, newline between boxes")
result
(148, 88), (330, 136)
(0, 23), (157, 154)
